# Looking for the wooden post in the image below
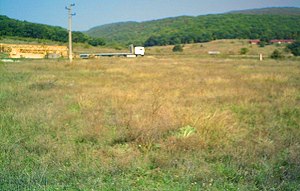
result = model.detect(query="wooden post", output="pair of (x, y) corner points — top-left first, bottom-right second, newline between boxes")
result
(259, 54), (263, 61)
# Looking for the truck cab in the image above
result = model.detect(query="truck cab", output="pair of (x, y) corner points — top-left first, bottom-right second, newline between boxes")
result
(134, 47), (145, 56)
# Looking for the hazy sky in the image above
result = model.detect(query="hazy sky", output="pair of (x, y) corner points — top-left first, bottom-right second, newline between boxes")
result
(0, 0), (299, 31)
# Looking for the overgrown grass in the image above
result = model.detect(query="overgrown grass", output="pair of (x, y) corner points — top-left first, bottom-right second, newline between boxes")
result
(0, 55), (299, 190)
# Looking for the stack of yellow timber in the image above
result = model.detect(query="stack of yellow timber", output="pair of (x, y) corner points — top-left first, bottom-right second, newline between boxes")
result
(0, 43), (68, 59)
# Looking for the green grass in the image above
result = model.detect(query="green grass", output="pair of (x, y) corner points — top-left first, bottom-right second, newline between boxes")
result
(0, 54), (300, 190)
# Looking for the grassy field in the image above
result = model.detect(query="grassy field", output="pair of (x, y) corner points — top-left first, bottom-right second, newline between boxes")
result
(1, 48), (300, 190)
(1, 38), (290, 57)
(145, 40), (289, 57)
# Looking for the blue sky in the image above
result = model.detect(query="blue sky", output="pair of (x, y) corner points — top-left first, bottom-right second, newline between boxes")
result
(0, 0), (299, 31)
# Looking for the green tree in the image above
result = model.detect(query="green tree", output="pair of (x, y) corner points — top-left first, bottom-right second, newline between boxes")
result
(271, 49), (283, 59)
(88, 38), (106, 46)
(287, 41), (300, 56)
(259, 41), (266, 47)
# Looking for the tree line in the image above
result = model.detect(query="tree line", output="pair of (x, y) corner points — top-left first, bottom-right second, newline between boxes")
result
(144, 14), (300, 46)
(0, 15), (105, 46)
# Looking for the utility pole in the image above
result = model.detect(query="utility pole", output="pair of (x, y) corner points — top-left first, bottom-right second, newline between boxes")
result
(66, 3), (75, 63)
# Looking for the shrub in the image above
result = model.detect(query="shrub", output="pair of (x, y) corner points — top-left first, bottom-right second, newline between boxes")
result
(271, 49), (283, 59)
(259, 41), (266, 47)
(173, 44), (183, 52)
(240, 48), (249, 55)
(287, 41), (300, 56)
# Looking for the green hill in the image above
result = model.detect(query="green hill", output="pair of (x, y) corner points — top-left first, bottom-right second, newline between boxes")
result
(0, 15), (105, 46)
(85, 7), (300, 46)
(228, 7), (300, 15)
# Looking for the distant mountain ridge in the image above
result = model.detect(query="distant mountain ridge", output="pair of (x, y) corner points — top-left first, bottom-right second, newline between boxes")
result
(85, 7), (300, 46)
(228, 7), (300, 15)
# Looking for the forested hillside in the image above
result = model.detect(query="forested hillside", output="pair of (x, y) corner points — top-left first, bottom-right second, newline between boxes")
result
(86, 8), (300, 46)
(228, 7), (300, 15)
(0, 15), (105, 46)
(1, 7), (299, 47)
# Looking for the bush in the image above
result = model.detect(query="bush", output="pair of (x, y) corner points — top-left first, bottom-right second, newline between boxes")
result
(271, 49), (283, 59)
(287, 41), (300, 56)
(259, 41), (266, 47)
(87, 38), (105, 46)
(172, 44), (183, 52)
(240, 48), (249, 55)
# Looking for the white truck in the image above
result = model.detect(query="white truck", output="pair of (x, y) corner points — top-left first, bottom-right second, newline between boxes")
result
(80, 45), (145, 59)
